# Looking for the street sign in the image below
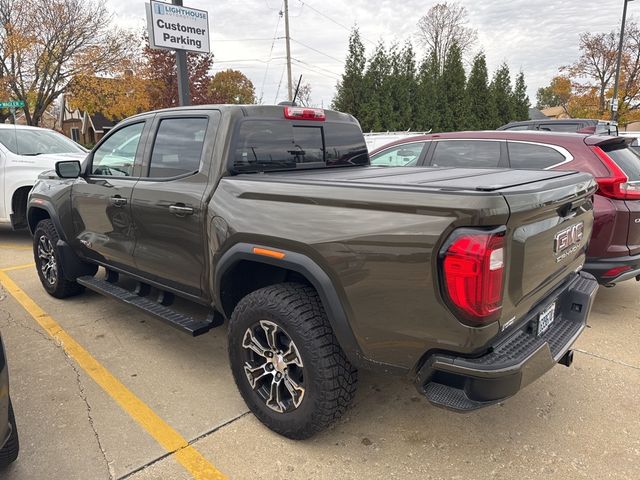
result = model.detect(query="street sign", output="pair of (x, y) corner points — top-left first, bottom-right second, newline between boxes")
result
(612, 98), (619, 112)
(146, 0), (210, 54)
(0, 100), (25, 108)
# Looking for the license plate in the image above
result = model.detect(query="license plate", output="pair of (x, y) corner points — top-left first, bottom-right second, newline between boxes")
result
(537, 302), (556, 336)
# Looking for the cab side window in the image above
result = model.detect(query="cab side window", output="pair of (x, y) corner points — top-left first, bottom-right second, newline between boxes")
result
(91, 123), (144, 177)
(148, 118), (209, 178)
(507, 142), (567, 169)
(370, 143), (427, 167)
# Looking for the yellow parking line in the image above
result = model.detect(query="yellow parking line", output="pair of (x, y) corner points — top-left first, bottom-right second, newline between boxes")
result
(0, 270), (227, 480)
(1, 263), (35, 272)
(0, 243), (31, 251)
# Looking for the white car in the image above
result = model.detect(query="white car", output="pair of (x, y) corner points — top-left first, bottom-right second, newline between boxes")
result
(363, 131), (431, 152)
(0, 124), (86, 228)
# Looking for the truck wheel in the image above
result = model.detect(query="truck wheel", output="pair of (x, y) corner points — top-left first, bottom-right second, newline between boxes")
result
(33, 219), (85, 298)
(0, 400), (19, 468)
(228, 283), (357, 439)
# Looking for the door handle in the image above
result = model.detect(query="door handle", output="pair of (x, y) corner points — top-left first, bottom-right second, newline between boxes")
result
(169, 205), (194, 216)
(109, 196), (127, 207)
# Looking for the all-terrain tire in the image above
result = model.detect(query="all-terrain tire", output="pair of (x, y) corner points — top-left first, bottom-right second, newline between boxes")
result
(228, 283), (358, 439)
(33, 219), (85, 298)
(0, 400), (19, 468)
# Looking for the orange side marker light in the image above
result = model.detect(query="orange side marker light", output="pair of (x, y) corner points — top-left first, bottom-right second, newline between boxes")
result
(252, 247), (286, 259)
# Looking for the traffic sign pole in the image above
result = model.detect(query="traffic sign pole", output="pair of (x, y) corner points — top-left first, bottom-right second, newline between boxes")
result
(172, 0), (191, 106)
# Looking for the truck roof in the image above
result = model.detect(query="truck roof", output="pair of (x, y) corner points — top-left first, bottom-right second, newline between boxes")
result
(125, 104), (358, 124)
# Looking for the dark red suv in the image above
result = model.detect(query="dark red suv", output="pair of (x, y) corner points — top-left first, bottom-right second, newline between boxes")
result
(369, 130), (640, 285)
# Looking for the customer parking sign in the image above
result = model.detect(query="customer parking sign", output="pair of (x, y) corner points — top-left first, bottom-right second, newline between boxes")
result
(146, 0), (210, 54)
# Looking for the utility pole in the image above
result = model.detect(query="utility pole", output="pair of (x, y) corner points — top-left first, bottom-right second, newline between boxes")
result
(284, 0), (293, 101)
(612, 0), (634, 122)
(173, 0), (192, 106)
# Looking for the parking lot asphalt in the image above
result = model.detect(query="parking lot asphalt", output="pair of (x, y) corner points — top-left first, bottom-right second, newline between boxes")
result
(0, 226), (639, 480)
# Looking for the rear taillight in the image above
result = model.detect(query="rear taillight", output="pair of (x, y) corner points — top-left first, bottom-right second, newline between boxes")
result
(602, 265), (632, 278)
(591, 146), (640, 200)
(440, 229), (505, 326)
(283, 106), (325, 121)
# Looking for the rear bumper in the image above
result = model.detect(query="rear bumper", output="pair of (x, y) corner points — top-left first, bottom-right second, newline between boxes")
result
(584, 253), (640, 285)
(415, 272), (598, 412)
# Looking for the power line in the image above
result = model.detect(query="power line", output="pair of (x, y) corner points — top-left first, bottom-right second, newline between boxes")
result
(214, 57), (288, 63)
(296, 0), (377, 45)
(290, 57), (341, 79)
(289, 38), (344, 63)
(260, 6), (284, 103)
(212, 37), (284, 43)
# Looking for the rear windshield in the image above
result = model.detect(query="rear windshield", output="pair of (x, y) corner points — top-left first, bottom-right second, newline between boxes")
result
(596, 123), (618, 135)
(232, 120), (369, 172)
(603, 145), (640, 180)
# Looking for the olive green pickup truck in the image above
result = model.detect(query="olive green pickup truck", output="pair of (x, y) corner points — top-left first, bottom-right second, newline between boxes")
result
(27, 105), (598, 438)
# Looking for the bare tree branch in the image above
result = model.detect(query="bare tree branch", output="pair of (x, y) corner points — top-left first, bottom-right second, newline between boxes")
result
(416, 2), (477, 73)
(0, 0), (135, 125)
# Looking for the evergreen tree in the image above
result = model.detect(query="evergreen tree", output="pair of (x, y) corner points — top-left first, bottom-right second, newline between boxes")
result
(466, 53), (496, 130)
(359, 42), (392, 132)
(389, 42), (417, 130)
(439, 43), (468, 132)
(490, 63), (514, 127)
(512, 71), (530, 120)
(417, 50), (440, 131)
(332, 28), (366, 118)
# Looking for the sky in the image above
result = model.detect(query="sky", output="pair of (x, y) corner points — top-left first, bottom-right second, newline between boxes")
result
(109, 0), (633, 108)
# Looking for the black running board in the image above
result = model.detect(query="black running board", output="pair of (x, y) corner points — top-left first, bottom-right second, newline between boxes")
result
(77, 276), (219, 336)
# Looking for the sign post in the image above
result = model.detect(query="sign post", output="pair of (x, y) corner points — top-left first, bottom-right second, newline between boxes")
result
(146, 0), (211, 106)
(0, 100), (25, 125)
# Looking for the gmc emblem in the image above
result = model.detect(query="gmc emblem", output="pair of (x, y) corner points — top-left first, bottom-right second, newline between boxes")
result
(554, 222), (584, 254)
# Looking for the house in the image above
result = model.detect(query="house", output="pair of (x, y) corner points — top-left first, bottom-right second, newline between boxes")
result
(541, 106), (571, 119)
(58, 94), (121, 147)
(528, 107), (548, 120)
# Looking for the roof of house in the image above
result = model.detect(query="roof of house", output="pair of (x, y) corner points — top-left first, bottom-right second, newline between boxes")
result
(528, 107), (548, 120)
(541, 106), (570, 118)
(90, 112), (118, 131)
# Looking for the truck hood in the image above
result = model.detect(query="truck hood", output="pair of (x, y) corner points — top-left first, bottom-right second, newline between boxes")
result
(13, 152), (86, 166)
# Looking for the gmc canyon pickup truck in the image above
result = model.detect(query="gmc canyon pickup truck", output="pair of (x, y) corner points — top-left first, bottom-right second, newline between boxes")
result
(27, 105), (599, 439)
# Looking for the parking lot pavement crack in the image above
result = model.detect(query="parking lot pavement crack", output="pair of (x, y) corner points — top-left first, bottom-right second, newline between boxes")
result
(116, 410), (250, 480)
(574, 348), (640, 371)
(65, 350), (116, 480)
(0, 300), (115, 479)
(0, 304), (54, 344)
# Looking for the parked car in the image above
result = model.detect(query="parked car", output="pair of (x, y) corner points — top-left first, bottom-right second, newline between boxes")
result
(27, 105), (598, 439)
(370, 130), (640, 285)
(499, 118), (618, 136)
(0, 124), (87, 229)
(0, 330), (19, 469)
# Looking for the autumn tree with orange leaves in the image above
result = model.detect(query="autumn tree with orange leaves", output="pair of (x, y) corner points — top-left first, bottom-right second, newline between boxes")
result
(538, 21), (640, 125)
(0, 0), (134, 126)
(143, 36), (218, 110)
(209, 69), (256, 104)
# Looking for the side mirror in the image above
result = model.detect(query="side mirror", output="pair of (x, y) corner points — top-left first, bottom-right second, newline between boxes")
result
(55, 160), (81, 179)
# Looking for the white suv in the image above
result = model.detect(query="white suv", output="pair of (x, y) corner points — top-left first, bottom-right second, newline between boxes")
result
(0, 124), (86, 228)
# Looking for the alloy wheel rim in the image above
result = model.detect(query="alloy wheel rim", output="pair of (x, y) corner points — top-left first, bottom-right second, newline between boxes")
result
(241, 320), (305, 413)
(37, 235), (58, 286)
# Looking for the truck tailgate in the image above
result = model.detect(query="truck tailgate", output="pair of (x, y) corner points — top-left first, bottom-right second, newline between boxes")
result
(498, 172), (597, 328)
